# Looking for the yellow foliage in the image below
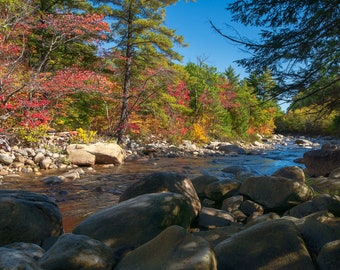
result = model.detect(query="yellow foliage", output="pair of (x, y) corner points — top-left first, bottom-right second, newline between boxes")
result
(71, 128), (97, 144)
(190, 123), (209, 144)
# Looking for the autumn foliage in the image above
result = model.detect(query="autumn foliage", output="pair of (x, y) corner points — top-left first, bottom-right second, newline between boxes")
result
(0, 0), (286, 144)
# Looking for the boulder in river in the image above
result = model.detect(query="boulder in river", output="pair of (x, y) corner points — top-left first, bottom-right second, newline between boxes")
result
(272, 165), (305, 182)
(73, 192), (196, 252)
(303, 149), (340, 177)
(214, 219), (315, 270)
(119, 172), (201, 216)
(239, 176), (314, 212)
(0, 190), (63, 246)
(115, 225), (217, 270)
(67, 142), (125, 166)
(285, 194), (340, 218)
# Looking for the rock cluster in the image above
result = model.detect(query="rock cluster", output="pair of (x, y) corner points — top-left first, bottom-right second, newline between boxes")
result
(1, 167), (340, 269)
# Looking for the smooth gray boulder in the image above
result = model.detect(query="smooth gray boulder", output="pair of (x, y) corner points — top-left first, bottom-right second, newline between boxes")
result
(285, 194), (340, 218)
(239, 176), (314, 211)
(119, 172), (201, 215)
(214, 219), (314, 270)
(272, 166), (305, 182)
(0, 190), (63, 246)
(39, 233), (114, 270)
(0, 247), (42, 270)
(115, 225), (217, 270)
(73, 192), (196, 251)
(303, 149), (340, 176)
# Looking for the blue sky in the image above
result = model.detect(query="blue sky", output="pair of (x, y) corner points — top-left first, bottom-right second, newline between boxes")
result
(165, 0), (260, 79)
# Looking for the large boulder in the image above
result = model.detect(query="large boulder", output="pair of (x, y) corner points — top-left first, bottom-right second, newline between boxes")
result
(299, 214), (340, 257)
(204, 179), (241, 202)
(0, 190), (63, 246)
(115, 225), (217, 270)
(0, 247), (42, 270)
(39, 233), (114, 270)
(218, 144), (247, 155)
(198, 207), (235, 229)
(214, 219), (314, 270)
(73, 192), (196, 251)
(191, 175), (219, 198)
(119, 172), (201, 216)
(303, 149), (340, 176)
(316, 240), (340, 270)
(239, 176), (314, 211)
(67, 142), (125, 165)
(285, 194), (340, 218)
(272, 166), (305, 182)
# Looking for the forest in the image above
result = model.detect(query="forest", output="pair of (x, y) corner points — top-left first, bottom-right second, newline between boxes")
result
(0, 0), (339, 145)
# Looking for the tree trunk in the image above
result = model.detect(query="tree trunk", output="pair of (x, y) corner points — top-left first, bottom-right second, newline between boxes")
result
(116, 2), (134, 144)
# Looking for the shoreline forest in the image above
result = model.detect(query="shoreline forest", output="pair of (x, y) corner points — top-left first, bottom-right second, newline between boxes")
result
(1, 0), (339, 146)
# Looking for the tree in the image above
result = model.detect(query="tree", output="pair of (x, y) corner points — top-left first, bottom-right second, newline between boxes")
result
(212, 0), (339, 112)
(0, 0), (111, 131)
(96, 0), (191, 142)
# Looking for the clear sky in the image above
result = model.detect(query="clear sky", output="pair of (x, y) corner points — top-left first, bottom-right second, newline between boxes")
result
(165, 0), (260, 79)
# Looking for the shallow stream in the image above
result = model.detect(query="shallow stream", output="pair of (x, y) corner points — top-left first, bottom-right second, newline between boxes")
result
(1, 139), (337, 232)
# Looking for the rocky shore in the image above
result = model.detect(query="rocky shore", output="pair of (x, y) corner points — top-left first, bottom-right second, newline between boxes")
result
(0, 133), (340, 269)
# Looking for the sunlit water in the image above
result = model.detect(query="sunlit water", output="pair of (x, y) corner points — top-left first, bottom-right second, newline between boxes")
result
(1, 139), (337, 232)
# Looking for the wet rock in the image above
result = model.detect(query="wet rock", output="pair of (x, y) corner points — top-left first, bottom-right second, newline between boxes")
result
(303, 149), (340, 176)
(39, 233), (114, 270)
(4, 242), (45, 260)
(221, 195), (244, 213)
(272, 166), (305, 182)
(42, 176), (63, 185)
(115, 225), (217, 270)
(329, 167), (340, 178)
(316, 240), (340, 270)
(295, 138), (313, 146)
(239, 176), (314, 211)
(193, 224), (244, 247)
(198, 207), (235, 229)
(119, 172), (201, 216)
(205, 179), (241, 202)
(239, 199), (264, 216)
(191, 175), (219, 198)
(73, 192), (196, 251)
(218, 144), (247, 155)
(214, 219), (314, 270)
(285, 194), (340, 218)
(0, 190), (63, 246)
(0, 247), (42, 270)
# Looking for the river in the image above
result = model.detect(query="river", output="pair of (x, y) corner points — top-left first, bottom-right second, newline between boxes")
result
(0, 138), (337, 232)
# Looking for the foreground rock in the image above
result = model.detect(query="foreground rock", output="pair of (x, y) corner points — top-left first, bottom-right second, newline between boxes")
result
(0, 190), (63, 246)
(119, 172), (201, 215)
(214, 219), (315, 270)
(0, 247), (42, 270)
(73, 192), (196, 251)
(239, 176), (314, 211)
(39, 233), (114, 270)
(115, 225), (217, 270)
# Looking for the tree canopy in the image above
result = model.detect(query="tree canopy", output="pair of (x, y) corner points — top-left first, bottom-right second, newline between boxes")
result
(213, 0), (339, 113)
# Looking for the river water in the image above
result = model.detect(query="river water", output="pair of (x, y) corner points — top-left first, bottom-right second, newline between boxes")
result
(0, 138), (337, 232)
